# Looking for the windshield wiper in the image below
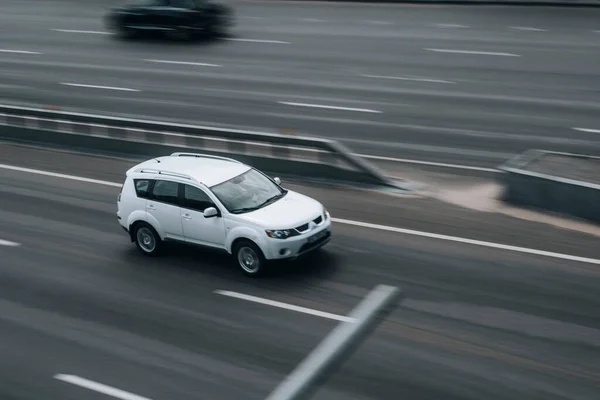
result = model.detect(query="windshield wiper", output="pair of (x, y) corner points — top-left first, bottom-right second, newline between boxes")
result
(259, 192), (286, 208)
(230, 192), (287, 214)
(230, 206), (261, 214)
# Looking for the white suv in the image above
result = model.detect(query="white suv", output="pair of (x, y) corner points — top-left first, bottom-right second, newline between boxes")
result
(117, 152), (332, 276)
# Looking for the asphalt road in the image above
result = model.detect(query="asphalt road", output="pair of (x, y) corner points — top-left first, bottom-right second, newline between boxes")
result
(1, 142), (600, 400)
(1, 0), (600, 170)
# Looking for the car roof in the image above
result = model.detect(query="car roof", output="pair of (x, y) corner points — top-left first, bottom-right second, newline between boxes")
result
(128, 153), (252, 187)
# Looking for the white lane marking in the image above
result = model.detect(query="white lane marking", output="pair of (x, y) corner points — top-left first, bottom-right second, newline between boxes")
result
(144, 59), (221, 67)
(361, 74), (455, 84)
(54, 374), (152, 400)
(425, 48), (520, 57)
(365, 20), (393, 25)
(51, 29), (112, 35)
(225, 38), (290, 44)
(0, 164), (122, 187)
(357, 153), (499, 172)
(0, 49), (42, 55)
(573, 127), (600, 134)
(0, 239), (21, 247)
(278, 101), (382, 114)
(434, 23), (468, 28)
(2, 164), (599, 265)
(215, 290), (356, 322)
(332, 217), (600, 266)
(61, 83), (141, 92)
(509, 26), (547, 32)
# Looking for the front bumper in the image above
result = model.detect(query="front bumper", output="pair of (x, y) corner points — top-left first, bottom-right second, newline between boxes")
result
(263, 219), (332, 260)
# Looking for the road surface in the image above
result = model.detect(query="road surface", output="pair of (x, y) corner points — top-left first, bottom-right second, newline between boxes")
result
(0, 0), (599, 169)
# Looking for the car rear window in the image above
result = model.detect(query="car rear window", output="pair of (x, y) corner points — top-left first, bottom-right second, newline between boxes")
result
(134, 179), (151, 198)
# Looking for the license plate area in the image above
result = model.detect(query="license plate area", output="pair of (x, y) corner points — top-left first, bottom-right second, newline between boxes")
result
(308, 230), (327, 243)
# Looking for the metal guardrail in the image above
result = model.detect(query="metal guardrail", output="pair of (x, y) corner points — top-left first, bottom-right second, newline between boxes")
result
(0, 104), (401, 188)
(265, 285), (403, 400)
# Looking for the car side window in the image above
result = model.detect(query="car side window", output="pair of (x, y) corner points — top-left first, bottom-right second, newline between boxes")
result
(128, 0), (166, 6)
(150, 180), (180, 205)
(183, 185), (214, 212)
(134, 179), (151, 198)
(169, 0), (194, 8)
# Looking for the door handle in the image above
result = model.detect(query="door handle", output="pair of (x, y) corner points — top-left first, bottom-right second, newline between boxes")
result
(183, 214), (192, 220)
(147, 204), (155, 210)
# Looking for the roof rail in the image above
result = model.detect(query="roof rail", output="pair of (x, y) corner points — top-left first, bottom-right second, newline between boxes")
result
(170, 152), (241, 163)
(138, 168), (198, 182)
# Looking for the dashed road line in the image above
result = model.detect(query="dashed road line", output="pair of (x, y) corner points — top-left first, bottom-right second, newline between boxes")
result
(425, 48), (521, 57)
(299, 18), (326, 22)
(365, 20), (393, 25)
(0, 239), (21, 247)
(361, 74), (455, 84)
(225, 38), (290, 44)
(61, 83), (141, 92)
(509, 26), (547, 32)
(144, 59), (221, 67)
(215, 290), (355, 322)
(573, 127), (600, 134)
(0, 49), (42, 55)
(54, 375), (152, 400)
(434, 23), (468, 28)
(51, 29), (113, 35)
(278, 101), (382, 114)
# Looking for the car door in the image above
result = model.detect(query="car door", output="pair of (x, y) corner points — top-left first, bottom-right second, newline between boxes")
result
(181, 184), (226, 248)
(167, 0), (198, 29)
(142, 0), (173, 30)
(146, 179), (185, 241)
(128, 0), (165, 28)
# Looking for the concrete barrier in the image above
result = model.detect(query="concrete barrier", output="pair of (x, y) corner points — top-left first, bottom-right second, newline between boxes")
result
(0, 104), (408, 189)
(499, 149), (600, 224)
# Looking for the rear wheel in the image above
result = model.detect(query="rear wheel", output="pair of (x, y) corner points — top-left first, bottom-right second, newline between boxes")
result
(133, 223), (162, 256)
(233, 240), (266, 277)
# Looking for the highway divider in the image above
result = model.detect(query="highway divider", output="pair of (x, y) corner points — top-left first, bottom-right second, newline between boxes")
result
(499, 149), (600, 225)
(0, 104), (409, 190)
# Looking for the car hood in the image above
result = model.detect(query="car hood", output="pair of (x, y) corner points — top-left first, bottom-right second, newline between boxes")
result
(237, 190), (324, 229)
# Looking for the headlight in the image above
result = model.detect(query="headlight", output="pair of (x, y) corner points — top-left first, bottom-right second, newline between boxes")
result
(265, 229), (297, 239)
(323, 207), (329, 219)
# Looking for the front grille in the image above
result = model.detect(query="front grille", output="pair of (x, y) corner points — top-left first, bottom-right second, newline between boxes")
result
(295, 214), (324, 233)
(295, 223), (309, 232)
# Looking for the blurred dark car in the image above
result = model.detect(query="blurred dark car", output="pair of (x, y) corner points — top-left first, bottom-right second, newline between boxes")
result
(105, 0), (234, 40)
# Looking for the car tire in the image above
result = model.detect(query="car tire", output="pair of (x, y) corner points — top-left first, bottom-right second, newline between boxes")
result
(133, 222), (162, 257)
(233, 240), (266, 277)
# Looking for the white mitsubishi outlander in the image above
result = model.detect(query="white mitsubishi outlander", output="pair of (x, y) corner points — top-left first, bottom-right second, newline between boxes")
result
(117, 152), (332, 276)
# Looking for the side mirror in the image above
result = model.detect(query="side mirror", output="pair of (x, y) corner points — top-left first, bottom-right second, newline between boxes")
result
(274, 177), (281, 185)
(203, 207), (218, 218)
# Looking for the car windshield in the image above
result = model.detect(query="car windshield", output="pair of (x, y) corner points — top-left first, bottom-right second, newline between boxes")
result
(210, 168), (286, 214)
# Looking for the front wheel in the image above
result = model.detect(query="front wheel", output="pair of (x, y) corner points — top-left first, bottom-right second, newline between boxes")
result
(233, 240), (266, 277)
